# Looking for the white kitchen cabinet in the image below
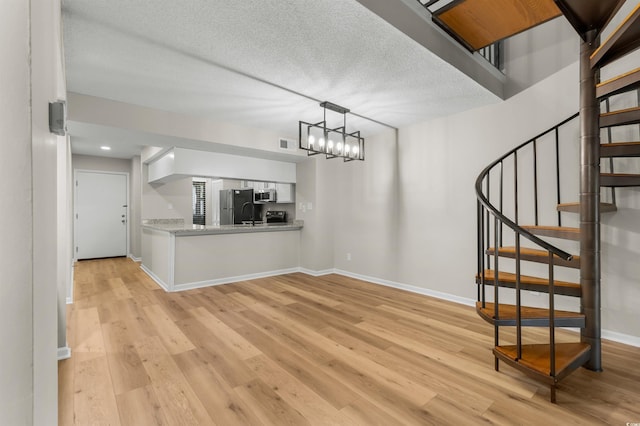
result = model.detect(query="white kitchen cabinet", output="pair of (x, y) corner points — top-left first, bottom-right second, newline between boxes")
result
(243, 181), (277, 190)
(240, 181), (293, 203)
(242, 181), (272, 189)
(275, 183), (294, 203)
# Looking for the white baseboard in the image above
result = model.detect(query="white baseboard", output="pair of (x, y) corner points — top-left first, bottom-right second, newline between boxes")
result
(140, 264), (300, 293)
(128, 254), (141, 262)
(602, 329), (640, 348)
(57, 346), (71, 361)
(304, 268), (640, 348)
(298, 267), (335, 277)
(140, 264), (170, 292)
(173, 268), (301, 292)
(333, 269), (476, 307)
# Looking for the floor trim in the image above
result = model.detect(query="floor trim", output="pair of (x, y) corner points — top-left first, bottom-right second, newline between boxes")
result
(298, 267), (335, 277)
(140, 264), (170, 292)
(602, 329), (640, 348)
(333, 269), (476, 307)
(173, 268), (301, 292)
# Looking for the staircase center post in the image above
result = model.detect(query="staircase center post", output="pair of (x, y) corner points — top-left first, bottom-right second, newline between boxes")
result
(579, 29), (602, 372)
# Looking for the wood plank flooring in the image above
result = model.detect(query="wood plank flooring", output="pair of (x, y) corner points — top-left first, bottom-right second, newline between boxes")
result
(59, 258), (640, 425)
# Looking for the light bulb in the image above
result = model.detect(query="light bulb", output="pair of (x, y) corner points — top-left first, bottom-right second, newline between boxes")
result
(319, 137), (325, 148)
(352, 146), (359, 156)
(309, 135), (315, 147)
(337, 142), (343, 152)
(344, 144), (350, 154)
(328, 140), (334, 150)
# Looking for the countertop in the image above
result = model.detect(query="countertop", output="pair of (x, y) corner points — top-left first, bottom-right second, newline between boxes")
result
(142, 219), (303, 236)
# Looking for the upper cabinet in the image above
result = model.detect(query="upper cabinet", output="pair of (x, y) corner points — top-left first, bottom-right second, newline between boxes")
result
(275, 183), (294, 203)
(242, 181), (277, 190)
(241, 180), (294, 203)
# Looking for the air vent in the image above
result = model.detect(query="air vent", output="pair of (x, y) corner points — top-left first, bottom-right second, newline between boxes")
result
(279, 138), (296, 151)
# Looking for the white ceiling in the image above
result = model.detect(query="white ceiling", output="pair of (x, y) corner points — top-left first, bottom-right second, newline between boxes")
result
(62, 0), (500, 159)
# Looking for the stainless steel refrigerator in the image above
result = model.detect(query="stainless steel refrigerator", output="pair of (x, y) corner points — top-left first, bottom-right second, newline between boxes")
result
(219, 189), (262, 224)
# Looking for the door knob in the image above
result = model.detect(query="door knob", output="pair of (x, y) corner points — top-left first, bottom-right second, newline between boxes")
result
(121, 219), (126, 224)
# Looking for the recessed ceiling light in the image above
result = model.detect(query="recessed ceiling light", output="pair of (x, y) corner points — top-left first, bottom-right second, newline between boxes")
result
(100, 146), (111, 151)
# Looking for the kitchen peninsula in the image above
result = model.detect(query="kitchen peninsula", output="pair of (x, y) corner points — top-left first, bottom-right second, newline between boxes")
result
(141, 219), (303, 291)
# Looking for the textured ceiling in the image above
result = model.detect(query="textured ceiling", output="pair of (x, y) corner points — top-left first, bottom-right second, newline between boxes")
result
(63, 0), (500, 159)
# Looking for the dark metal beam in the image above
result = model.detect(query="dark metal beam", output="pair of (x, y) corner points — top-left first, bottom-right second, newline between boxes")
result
(579, 29), (602, 372)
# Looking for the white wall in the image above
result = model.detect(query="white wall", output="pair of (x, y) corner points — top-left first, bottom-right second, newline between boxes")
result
(326, 57), (640, 341)
(173, 231), (301, 286)
(32, 0), (66, 422)
(297, 158), (337, 271)
(57, 137), (73, 348)
(0, 1), (34, 423)
(142, 164), (193, 224)
(68, 92), (303, 157)
(331, 61), (578, 284)
(503, 17), (578, 98)
(72, 153), (131, 173)
(130, 156), (142, 258)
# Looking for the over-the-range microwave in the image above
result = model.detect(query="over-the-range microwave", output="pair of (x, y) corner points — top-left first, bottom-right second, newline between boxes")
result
(254, 188), (276, 203)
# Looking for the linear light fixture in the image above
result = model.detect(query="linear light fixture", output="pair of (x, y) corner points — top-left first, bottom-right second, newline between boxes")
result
(298, 101), (365, 162)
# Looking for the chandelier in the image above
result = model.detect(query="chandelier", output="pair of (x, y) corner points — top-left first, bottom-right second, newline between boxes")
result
(298, 101), (365, 162)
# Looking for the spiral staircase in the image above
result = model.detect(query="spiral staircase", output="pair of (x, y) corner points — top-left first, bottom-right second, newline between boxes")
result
(431, 0), (640, 402)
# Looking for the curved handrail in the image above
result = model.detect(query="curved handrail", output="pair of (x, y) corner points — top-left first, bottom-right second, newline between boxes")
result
(475, 113), (579, 260)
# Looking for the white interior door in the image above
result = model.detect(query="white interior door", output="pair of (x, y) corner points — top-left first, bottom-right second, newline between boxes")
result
(75, 171), (128, 259)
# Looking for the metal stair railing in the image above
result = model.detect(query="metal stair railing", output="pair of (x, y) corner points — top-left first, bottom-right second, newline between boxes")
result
(475, 112), (579, 374)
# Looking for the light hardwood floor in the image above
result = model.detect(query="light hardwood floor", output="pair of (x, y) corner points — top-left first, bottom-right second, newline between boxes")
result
(59, 257), (640, 425)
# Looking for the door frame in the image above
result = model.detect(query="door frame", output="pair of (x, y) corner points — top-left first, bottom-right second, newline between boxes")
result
(73, 169), (130, 261)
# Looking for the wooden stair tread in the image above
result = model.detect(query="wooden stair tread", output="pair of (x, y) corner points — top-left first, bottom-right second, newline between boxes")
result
(597, 67), (640, 99)
(486, 246), (580, 268)
(476, 269), (581, 297)
(494, 343), (591, 380)
(591, 3), (640, 69)
(432, 0), (561, 50)
(557, 202), (617, 213)
(600, 106), (640, 128)
(600, 141), (640, 157)
(476, 302), (585, 327)
(600, 173), (640, 187)
(521, 225), (580, 241)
